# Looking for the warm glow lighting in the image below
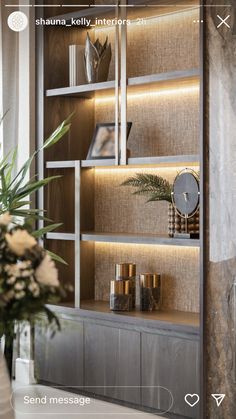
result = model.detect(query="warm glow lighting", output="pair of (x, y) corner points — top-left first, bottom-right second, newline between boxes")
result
(95, 84), (199, 104)
(95, 166), (199, 174)
(95, 242), (200, 251)
(93, 7), (199, 31)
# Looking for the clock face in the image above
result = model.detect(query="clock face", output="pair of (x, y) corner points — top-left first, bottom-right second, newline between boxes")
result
(172, 171), (199, 217)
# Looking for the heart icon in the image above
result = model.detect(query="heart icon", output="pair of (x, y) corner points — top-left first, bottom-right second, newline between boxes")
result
(184, 394), (200, 407)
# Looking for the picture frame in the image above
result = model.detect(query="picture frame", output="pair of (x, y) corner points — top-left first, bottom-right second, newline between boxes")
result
(86, 122), (132, 160)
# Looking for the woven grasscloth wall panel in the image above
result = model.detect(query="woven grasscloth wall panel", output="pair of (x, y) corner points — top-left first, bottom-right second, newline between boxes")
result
(95, 89), (200, 157)
(94, 243), (199, 313)
(127, 8), (199, 77)
(94, 168), (197, 234)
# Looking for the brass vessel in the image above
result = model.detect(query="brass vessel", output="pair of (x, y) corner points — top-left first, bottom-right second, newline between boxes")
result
(110, 280), (130, 295)
(140, 273), (161, 288)
(115, 263), (136, 280)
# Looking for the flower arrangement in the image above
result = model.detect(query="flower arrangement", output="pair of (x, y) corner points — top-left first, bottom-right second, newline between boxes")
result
(0, 212), (63, 333)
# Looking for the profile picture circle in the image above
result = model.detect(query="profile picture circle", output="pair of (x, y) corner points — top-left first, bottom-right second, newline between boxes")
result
(7, 11), (28, 32)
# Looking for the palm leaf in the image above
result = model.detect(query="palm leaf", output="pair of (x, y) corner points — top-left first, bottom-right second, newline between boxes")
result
(121, 173), (172, 203)
(32, 223), (62, 238)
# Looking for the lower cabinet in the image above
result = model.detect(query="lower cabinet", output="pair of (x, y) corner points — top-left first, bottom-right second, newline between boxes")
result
(141, 332), (200, 419)
(84, 322), (141, 404)
(35, 314), (199, 418)
(35, 318), (84, 387)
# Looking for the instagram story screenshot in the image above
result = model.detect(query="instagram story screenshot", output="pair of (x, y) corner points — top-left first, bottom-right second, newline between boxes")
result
(0, 1), (235, 418)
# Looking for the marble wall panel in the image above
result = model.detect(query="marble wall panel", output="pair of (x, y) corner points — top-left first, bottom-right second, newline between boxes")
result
(206, 1), (236, 417)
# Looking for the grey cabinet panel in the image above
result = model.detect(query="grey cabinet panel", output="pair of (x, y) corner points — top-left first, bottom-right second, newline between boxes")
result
(35, 318), (84, 387)
(84, 323), (140, 404)
(141, 332), (199, 418)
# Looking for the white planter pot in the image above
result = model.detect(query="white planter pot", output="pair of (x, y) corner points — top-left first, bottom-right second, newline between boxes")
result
(0, 351), (14, 418)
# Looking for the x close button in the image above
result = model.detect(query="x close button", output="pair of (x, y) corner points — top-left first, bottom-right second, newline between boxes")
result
(217, 15), (231, 29)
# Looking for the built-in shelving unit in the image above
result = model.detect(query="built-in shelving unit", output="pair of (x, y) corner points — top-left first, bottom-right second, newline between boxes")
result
(36, 1), (203, 416)
(39, 0), (201, 331)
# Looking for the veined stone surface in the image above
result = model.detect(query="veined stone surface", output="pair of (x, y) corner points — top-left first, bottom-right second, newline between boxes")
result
(206, 1), (236, 418)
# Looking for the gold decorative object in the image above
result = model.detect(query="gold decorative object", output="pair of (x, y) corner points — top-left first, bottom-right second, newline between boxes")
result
(115, 263), (136, 308)
(110, 280), (130, 295)
(115, 263), (136, 280)
(139, 273), (162, 312)
(110, 279), (132, 312)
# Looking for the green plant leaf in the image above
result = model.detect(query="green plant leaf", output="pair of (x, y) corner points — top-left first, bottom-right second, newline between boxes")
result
(32, 223), (63, 238)
(8, 115), (73, 192)
(46, 250), (68, 265)
(13, 176), (61, 200)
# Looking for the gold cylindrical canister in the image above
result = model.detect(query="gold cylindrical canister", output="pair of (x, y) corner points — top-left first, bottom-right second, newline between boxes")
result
(140, 273), (160, 288)
(153, 274), (161, 288)
(139, 273), (162, 312)
(110, 280), (130, 295)
(115, 263), (136, 280)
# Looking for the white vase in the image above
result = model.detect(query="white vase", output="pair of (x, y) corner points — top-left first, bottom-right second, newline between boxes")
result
(0, 351), (14, 418)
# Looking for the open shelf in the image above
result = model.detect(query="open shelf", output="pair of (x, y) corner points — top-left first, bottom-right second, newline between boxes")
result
(79, 300), (200, 329)
(46, 232), (200, 247)
(46, 161), (77, 169)
(46, 80), (115, 99)
(47, 233), (76, 241)
(46, 155), (199, 169)
(81, 159), (116, 168)
(81, 232), (200, 247)
(82, 154), (200, 168)
(46, 69), (199, 98)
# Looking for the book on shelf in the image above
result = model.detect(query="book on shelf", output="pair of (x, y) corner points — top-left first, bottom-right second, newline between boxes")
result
(69, 45), (87, 86)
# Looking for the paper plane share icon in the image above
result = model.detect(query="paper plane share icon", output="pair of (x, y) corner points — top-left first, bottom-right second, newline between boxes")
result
(211, 394), (225, 407)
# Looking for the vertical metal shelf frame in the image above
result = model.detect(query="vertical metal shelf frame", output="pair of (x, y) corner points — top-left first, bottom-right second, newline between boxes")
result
(120, 0), (128, 165)
(75, 161), (81, 308)
(115, 1), (120, 166)
(36, 2), (45, 234)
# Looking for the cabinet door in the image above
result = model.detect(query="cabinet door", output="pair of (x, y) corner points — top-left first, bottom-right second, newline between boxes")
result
(35, 318), (84, 387)
(141, 332), (199, 418)
(84, 323), (140, 405)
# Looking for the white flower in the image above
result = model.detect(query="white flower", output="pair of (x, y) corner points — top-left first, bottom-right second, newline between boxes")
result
(21, 269), (34, 278)
(5, 261), (33, 278)
(14, 281), (25, 291)
(0, 212), (12, 226)
(28, 280), (40, 297)
(15, 290), (25, 300)
(6, 229), (37, 256)
(6, 276), (16, 285)
(35, 254), (59, 287)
